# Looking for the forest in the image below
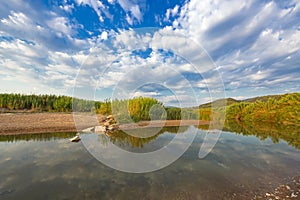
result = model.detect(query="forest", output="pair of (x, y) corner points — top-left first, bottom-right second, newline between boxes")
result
(0, 93), (100, 112)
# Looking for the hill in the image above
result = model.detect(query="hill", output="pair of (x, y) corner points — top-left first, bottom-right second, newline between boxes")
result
(198, 98), (240, 109)
(226, 92), (300, 125)
(243, 94), (289, 103)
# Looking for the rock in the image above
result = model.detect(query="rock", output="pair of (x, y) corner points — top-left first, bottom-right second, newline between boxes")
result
(69, 134), (80, 142)
(104, 121), (111, 127)
(291, 192), (297, 198)
(81, 127), (94, 132)
(94, 125), (106, 132)
(107, 124), (119, 131)
(106, 115), (113, 119)
(266, 193), (271, 197)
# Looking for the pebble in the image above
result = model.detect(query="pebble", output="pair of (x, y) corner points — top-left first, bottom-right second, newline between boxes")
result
(291, 192), (297, 198)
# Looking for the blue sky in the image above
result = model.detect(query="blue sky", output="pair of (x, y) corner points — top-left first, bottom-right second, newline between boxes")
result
(0, 0), (299, 106)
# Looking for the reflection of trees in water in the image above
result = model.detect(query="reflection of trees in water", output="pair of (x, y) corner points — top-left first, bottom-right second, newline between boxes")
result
(0, 132), (77, 142)
(224, 120), (300, 149)
(0, 126), (190, 146)
(105, 126), (189, 148)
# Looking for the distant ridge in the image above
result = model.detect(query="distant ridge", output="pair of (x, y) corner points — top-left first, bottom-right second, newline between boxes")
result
(198, 92), (299, 108)
(198, 98), (240, 108)
(243, 94), (290, 103)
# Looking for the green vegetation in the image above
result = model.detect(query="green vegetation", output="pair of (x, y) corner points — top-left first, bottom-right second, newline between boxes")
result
(100, 126), (190, 148)
(0, 93), (100, 112)
(0, 93), (299, 148)
(224, 120), (300, 149)
(198, 98), (240, 109)
(100, 97), (164, 123)
(0, 132), (78, 142)
(0, 93), (299, 125)
(226, 92), (300, 124)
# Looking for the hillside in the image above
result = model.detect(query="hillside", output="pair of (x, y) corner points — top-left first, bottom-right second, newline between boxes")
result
(197, 93), (297, 108)
(198, 98), (240, 109)
(243, 93), (290, 103)
(226, 92), (300, 125)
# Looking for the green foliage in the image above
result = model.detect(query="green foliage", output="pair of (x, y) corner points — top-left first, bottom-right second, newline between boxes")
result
(0, 93), (100, 112)
(97, 99), (111, 115)
(1, 93), (298, 125)
(129, 97), (163, 122)
(199, 108), (212, 121)
(97, 97), (164, 123)
(0, 132), (78, 142)
(226, 93), (300, 125)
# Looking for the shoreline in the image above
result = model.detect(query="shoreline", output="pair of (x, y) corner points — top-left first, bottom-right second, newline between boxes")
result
(0, 112), (209, 135)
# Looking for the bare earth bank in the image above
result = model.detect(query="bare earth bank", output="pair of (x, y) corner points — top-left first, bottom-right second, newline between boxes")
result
(0, 113), (209, 135)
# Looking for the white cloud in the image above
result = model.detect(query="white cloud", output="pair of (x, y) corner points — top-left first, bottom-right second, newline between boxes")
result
(0, 35), (88, 95)
(0, 0), (299, 103)
(100, 31), (108, 40)
(0, 10), (92, 51)
(75, 0), (111, 22)
(125, 13), (133, 25)
(59, 3), (75, 13)
(0, 11), (43, 38)
(165, 5), (180, 21)
(175, 0), (300, 94)
(46, 17), (73, 36)
(117, 0), (143, 23)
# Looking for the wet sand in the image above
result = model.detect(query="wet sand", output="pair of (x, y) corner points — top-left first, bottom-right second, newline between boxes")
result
(0, 113), (209, 135)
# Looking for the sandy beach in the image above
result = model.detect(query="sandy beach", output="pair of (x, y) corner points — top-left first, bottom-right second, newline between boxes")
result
(0, 113), (209, 135)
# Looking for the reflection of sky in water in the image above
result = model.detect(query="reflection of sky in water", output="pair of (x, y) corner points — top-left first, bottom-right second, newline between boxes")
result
(0, 128), (299, 199)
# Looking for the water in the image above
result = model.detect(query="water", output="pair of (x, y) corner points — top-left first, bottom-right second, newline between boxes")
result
(0, 126), (299, 199)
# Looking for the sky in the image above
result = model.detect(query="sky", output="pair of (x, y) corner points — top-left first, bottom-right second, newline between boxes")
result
(0, 0), (299, 106)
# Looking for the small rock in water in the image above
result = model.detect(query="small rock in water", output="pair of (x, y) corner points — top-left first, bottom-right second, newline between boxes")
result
(266, 193), (271, 197)
(0, 189), (15, 196)
(69, 134), (80, 142)
(291, 192), (297, 198)
(286, 185), (291, 190)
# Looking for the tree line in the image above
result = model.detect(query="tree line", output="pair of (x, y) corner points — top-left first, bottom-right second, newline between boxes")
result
(0, 93), (100, 112)
(0, 94), (201, 122)
(0, 93), (299, 124)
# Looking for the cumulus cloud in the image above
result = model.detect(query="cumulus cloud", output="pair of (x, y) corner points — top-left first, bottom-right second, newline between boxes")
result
(117, 0), (144, 23)
(0, 37), (86, 94)
(0, 9), (92, 51)
(176, 0), (300, 95)
(0, 0), (299, 105)
(165, 5), (180, 21)
(71, 28), (222, 106)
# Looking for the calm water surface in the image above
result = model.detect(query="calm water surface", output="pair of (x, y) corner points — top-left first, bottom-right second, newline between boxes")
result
(0, 126), (299, 200)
